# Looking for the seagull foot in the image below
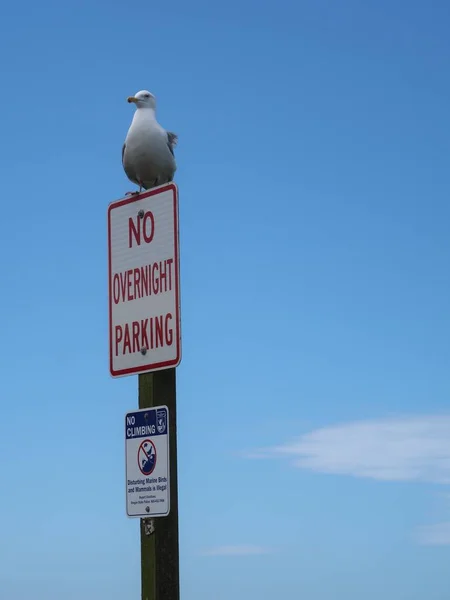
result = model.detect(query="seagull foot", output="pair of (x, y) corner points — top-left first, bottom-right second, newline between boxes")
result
(125, 191), (140, 196)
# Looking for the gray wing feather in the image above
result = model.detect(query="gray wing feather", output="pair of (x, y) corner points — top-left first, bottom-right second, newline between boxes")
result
(167, 131), (178, 157)
(122, 142), (139, 185)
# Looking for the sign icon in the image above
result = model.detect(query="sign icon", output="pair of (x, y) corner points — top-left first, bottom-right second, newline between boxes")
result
(138, 439), (157, 475)
(108, 183), (181, 377)
(156, 409), (167, 434)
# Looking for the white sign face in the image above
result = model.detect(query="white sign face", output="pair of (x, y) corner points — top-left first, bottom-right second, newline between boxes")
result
(125, 406), (170, 518)
(108, 183), (181, 377)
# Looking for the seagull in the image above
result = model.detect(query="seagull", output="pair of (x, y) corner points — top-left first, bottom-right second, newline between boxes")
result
(122, 90), (178, 193)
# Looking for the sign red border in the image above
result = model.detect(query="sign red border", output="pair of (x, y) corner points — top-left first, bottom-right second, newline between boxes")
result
(107, 183), (181, 377)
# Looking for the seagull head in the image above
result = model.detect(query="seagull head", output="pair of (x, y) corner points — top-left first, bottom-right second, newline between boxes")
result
(127, 90), (156, 110)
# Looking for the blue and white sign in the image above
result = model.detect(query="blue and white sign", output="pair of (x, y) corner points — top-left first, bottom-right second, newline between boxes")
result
(125, 406), (170, 518)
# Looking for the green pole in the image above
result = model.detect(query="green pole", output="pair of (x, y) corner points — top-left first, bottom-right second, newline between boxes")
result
(139, 368), (180, 600)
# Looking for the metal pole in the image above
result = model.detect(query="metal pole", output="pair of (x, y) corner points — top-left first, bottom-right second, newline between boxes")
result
(139, 368), (180, 600)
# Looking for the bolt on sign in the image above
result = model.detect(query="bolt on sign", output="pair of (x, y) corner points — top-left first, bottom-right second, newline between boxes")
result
(108, 183), (181, 377)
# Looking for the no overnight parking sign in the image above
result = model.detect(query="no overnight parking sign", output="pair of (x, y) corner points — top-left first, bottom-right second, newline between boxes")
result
(108, 183), (181, 377)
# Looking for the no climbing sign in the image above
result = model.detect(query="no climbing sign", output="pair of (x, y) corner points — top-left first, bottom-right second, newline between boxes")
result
(125, 406), (170, 518)
(108, 183), (181, 377)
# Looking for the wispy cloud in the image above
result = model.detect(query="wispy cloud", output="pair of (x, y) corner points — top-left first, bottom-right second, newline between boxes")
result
(202, 545), (271, 556)
(416, 522), (450, 546)
(248, 414), (450, 484)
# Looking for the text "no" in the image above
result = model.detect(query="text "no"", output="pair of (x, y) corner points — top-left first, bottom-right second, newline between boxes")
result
(129, 211), (155, 248)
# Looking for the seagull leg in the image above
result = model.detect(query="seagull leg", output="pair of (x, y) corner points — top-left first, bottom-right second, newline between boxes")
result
(125, 181), (143, 196)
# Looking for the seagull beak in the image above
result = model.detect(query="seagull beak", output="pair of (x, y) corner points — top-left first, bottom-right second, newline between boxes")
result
(127, 96), (138, 104)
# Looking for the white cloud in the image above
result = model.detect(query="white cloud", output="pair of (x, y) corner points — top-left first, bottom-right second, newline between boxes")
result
(248, 414), (450, 484)
(416, 522), (450, 546)
(202, 545), (271, 556)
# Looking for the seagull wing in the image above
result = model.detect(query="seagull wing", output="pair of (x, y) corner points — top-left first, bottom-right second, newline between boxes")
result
(167, 131), (178, 157)
(122, 142), (139, 185)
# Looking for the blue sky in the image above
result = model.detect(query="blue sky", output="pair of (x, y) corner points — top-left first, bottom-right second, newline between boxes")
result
(1, 0), (450, 598)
